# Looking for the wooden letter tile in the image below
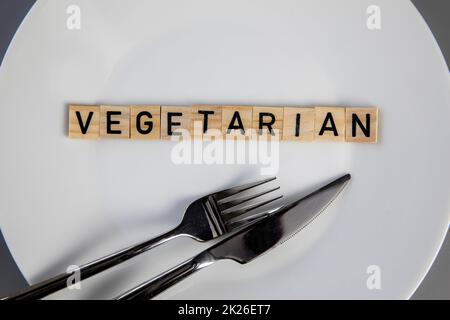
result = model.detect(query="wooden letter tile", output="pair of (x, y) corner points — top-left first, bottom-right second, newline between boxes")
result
(161, 106), (192, 140)
(282, 107), (315, 141)
(221, 106), (253, 139)
(345, 107), (378, 143)
(100, 105), (130, 139)
(191, 105), (222, 139)
(68, 105), (100, 139)
(130, 106), (161, 140)
(314, 107), (346, 142)
(252, 107), (284, 140)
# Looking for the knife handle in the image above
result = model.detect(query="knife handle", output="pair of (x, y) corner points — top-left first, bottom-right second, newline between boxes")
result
(4, 227), (182, 300)
(116, 251), (216, 300)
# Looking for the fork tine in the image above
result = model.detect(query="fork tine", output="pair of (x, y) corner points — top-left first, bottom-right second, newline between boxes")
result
(219, 186), (280, 212)
(227, 204), (283, 226)
(221, 195), (283, 222)
(224, 212), (271, 230)
(214, 177), (276, 202)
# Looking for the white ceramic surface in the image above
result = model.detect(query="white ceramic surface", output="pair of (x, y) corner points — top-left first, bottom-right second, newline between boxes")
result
(0, 0), (449, 299)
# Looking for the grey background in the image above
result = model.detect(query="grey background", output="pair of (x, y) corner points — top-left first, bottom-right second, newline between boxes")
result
(0, 0), (448, 299)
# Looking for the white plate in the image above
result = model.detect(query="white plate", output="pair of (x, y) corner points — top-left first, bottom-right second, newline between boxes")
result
(0, 0), (449, 299)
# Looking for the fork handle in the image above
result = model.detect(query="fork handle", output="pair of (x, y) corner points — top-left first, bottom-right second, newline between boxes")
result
(116, 251), (216, 300)
(5, 227), (182, 300)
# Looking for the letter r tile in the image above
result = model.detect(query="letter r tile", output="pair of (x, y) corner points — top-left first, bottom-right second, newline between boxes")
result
(252, 106), (284, 140)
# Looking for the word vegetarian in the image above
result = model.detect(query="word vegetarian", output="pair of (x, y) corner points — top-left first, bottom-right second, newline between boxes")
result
(68, 105), (378, 143)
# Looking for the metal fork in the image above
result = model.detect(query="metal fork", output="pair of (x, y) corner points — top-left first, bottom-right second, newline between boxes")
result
(6, 177), (282, 300)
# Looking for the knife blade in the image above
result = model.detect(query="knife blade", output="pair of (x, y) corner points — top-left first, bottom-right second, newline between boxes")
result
(208, 173), (351, 264)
